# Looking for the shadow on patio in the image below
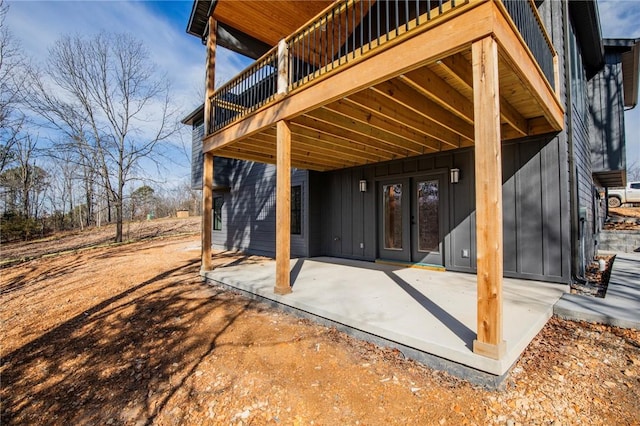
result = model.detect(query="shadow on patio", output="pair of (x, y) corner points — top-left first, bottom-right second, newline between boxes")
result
(203, 256), (568, 382)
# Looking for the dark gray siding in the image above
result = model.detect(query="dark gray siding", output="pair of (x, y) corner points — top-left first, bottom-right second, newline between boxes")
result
(191, 122), (204, 189)
(211, 158), (309, 258)
(314, 144), (570, 283)
(568, 15), (599, 266)
(588, 52), (626, 174)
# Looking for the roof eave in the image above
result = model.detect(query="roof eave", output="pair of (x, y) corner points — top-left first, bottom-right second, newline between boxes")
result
(181, 104), (205, 126)
(569, 0), (604, 78)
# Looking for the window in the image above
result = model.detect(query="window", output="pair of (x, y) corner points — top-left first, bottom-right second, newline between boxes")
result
(291, 185), (302, 235)
(631, 183), (640, 190)
(213, 197), (223, 230)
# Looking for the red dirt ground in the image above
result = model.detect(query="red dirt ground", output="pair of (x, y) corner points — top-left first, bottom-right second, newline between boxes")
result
(1, 222), (639, 425)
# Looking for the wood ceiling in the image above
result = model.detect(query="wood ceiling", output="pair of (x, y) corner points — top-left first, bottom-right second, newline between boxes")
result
(213, 1), (334, 48)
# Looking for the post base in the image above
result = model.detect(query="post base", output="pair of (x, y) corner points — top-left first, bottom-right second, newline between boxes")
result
(473, 339), (506, 360)
(274, 286), (292, 295)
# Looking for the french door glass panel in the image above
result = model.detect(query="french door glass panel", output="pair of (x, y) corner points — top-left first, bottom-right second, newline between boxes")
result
(383, 183), (403, 250)
(416, 180), (439, 252)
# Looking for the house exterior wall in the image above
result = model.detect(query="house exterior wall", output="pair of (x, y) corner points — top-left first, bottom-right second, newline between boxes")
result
(567, 12), (600, 266)
(191, 121), (204, 190)
(588, 53), (626, 175)
(211, 158), (309, 257)
(187, 0), (627, 285)
(314, 142), (570, 283)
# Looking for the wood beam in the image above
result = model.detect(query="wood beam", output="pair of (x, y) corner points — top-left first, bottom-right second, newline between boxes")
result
(287, 125), (385, 163)
(239, 137), (355, 169)
(295, 114), (408, 158)
(472, 37), (506, 360)
(308, 107), (428, 155)
(201, 153), (214, 272)
(372, 79), (473, 145)
(251, 130), (372, 165)
(203, 17), (217, 137)
(214, 144), (332, 172)
(401, 67), (474, 124)
(491, 7), (564, 131)
(321, 100), (440, 153)
(275, 120), (292, 294)
(290, 118), (396, 160)
(438, 53), (528, 138)
(345, 90), (467, 148)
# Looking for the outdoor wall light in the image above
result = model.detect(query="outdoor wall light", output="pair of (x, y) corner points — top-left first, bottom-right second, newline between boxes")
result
(450, 168), (460, 184)
(359, 179), (368, 192)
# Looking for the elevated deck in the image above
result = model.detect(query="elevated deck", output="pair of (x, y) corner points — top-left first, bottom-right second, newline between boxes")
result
(202, 0), (563, 171)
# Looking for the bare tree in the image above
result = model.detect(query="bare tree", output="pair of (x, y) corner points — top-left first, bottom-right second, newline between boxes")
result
(27, 32), (179, 242)
(627, 160), (640, 182)
(0, 0), (28, 173)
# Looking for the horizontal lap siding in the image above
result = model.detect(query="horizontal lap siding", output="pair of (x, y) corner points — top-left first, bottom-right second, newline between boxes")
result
(191, 122), (205, 189)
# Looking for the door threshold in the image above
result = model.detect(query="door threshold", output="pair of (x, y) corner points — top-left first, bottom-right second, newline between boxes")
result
(375, 259), (446, 272)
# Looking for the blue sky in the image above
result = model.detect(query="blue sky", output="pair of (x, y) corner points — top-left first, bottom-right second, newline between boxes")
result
(4, 0), (640, 183)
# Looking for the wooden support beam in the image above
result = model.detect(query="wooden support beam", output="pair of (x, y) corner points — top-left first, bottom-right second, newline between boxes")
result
(491, 1), (564, 131)
(307, 107), (426, 155)
(296, 114), (408, 158)
(248, 132), (366, 166)
(277, 39), (290, 96)
(372, 79), (473, 145)
(321, 101), (440, 153)
(401, 67), (474, 124)
(240, 137), (355, 169)
(472, 37), (506, 360)
(438, 53), (528, 138)
(287, 125), (385, 163)
(275, 120), (292, 294)
(346, 90), (466, 149)
(203, 17), (217, 136)
(202, 153), (214, 272)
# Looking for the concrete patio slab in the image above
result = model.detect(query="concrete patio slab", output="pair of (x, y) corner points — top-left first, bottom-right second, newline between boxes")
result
(202, 257), (567, 385)
(554, 252), (640, 329)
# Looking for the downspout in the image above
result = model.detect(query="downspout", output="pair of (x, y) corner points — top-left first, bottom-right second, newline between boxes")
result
(564, 0), (588, 284)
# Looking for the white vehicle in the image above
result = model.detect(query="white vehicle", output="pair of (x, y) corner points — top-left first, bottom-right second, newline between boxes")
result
(608, 181), (640, 207)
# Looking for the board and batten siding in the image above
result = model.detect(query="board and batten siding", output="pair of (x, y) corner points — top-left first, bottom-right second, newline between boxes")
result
(211, 158), (309, 258)
(314, 143), (570, 283)
(588, 52), (626, 176)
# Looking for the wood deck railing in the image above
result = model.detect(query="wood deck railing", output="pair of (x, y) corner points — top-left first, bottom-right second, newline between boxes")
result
(208, 0), (556, 135)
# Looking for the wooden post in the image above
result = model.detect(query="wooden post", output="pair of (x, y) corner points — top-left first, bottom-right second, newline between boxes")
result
(472, 36), (506, 360)
(204, 16), (217, 135)
(553, 54), (560, 96)
(202, 153), (214, 272)
(277, 39), (290, 96)
(201, 16), (217, 272)
(275, 120), (292, 294)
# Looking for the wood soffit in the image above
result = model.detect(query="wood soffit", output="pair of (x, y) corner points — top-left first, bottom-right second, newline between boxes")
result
(212, 1), (333, 48)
